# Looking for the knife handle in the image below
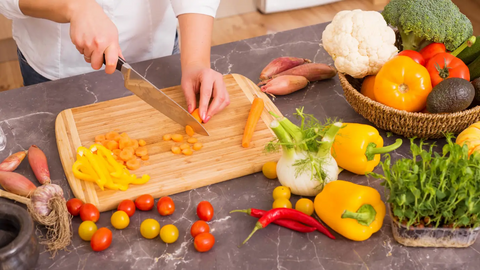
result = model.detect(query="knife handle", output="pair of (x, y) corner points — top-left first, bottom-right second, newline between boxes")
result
(103, 55), (126, 71)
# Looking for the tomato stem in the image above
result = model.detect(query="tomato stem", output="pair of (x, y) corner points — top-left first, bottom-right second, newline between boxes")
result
(435, 59), (452, 80)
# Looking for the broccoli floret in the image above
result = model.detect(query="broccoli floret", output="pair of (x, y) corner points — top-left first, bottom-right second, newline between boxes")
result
(382, 0), (473, 51)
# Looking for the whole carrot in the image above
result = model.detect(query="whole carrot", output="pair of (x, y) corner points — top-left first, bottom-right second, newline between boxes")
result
(260, 75), (309, 95)
(259, 57), (311, 81)
(0, 171), (37, 197)
(241, 208), (335, 245)
(230, 208), (316, 233)
(28, 145), (51, 185)
(0, 150), (28, 172)
(242, 97), (264, 148)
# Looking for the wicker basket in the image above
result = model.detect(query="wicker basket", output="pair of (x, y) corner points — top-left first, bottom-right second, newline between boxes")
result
(339, 73), (480, 139)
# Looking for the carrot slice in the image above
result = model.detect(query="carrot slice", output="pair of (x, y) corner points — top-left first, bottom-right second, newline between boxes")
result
(102, 140), (111, 147)
(119, 150), (134, 161)
(117, 160), (125, 166)
(141, 155), (149, 161)
(191, 108), (203, 123)
(113, 149), (122, 156)
(182, 148), (193, 155)
(136, 147), (148, 157)
(106, 131), (119, 141)
(242, 97), (265, 148)
(138, 139), (147, 146)
(106, 140), (119, 150)
(171, 146), (181, 154)
(193, 142), (203, 151)
(172, 134), (183, 142)
(163, 134), (172, 141)
(123, 146), (135, 155)
(113, 134), (122, 142)
(126, 159), (141, 170)
(120, 132), (129, 139)
(95, 135), (106, 142)
(180, 143), (190, 150)
(187, 138), (198, 144)
(185, 125), (195, 137)
(119, 137), (130, 149)
(131, 139), (139, 150)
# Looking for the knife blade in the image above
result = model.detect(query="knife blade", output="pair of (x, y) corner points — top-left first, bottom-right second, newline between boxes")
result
(107, 57), (209, 136)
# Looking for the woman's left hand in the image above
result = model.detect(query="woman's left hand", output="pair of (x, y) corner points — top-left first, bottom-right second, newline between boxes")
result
(181, 62), (230, 123)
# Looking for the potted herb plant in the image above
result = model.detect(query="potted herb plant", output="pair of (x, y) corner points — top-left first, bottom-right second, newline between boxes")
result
(370, 134), (480, 248)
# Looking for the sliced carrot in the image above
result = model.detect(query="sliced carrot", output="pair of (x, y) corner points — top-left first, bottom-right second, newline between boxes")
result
(171, 146), (181, 154)
(187, 137), (198, 144)
(119, 137), (130, 149)
(126, 159), (141, 170)
(131, 139), (139, 150)
(191, 108), (203, 123)
(95, 135), (106, 142)
(113, 134), (121, 142)
(193, 142), (203, 151)
(120, 132), (130, 139)
(119, 149), (134, 161)
(106, 140), (119, 150)
(102, 140), (111, 147)
(180, 143), (190, 150)
(106, 131), (119, 141)
(242, 97), (265, 148)
(113, 149), (122, 156)
(124, 146), (135, 155)
(185, 125), (195, 137)
(138, 139), (147, 146)
(172, 134), (183, 142)
(136, 147), (148, 157)
(117, 160), (125, 166)
(182, 148), (193, 155)
(141, 155), (149, 161)
(163, 134), (172, 141)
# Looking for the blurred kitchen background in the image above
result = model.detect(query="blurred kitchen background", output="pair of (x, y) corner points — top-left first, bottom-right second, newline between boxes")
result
(0, 0), (478, 92)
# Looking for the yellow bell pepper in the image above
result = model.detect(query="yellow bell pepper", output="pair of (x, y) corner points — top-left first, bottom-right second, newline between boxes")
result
(77, 146), (107, 190)
(314, 180), (385, 241)
(332, 123), (402, 175)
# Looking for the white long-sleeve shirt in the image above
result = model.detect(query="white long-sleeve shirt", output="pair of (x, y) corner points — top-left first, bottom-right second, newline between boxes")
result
(0, 0), (220, 80)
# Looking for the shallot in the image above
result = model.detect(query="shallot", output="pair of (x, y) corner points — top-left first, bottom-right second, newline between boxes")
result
(28, 145), (51, 184)
(0, 171), (36, 196)
(259, 57), (311, 80)
(259, 63), (337, 86)
(261, 75), (309, 95)
(0, 150), (27, 172)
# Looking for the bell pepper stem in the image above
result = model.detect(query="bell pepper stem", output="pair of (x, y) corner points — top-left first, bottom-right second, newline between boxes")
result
(365, 139), (403, 161)
(241, 222), (263, 247)
(451, 36), (476, 57)
(230, 209), (251, 215)
(341, 204), (377, 226)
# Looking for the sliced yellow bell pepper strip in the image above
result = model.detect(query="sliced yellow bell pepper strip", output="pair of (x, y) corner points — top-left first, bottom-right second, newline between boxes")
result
(129, 174), (150, 185)
(72, 161), (96, 182)
(95, 145), (124, 176)
(332, 123), (402, 175)
(78, 146), (106, 190)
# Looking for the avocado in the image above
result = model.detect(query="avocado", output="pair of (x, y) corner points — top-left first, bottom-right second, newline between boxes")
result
(472, 78), (480, 103)
(426, 78), (475, 113)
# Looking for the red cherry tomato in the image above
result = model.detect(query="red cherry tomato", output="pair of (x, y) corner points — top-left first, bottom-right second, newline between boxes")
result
(194, 232), (215, 252)
(80, 203), (100, 222)
(398, 50), (425, 66)
(190, 220), (210, 238)
(426, 52), (470, 87)
(90, 227), (112, 252)
(135, 194), (154, 211)
(117, 199), (136, 217)
(419, 43), (447, 63)
(157, 196), (175, 216)
(196, 201), (214, 221)
(66, 198), (84, 216)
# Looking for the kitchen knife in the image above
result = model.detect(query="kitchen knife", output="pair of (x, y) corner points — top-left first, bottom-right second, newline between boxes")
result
(105, 57), (209, 136)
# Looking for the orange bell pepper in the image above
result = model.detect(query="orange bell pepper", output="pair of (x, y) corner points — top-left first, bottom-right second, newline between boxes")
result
(360, 75), (376, 101)
(374, 56), (432, 112)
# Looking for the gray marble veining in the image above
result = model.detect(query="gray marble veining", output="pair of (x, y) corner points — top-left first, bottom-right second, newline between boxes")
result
(0, 22), (477, 270)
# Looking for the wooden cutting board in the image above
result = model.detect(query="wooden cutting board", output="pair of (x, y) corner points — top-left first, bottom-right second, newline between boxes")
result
(55, 74), (283, 212)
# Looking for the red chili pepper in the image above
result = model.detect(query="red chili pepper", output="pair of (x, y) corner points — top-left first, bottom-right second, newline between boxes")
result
(230, 208), (316, 233)
(241, 208), (335, 245)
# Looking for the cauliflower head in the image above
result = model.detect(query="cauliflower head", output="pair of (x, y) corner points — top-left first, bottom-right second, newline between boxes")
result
(322, 9), (398, 79)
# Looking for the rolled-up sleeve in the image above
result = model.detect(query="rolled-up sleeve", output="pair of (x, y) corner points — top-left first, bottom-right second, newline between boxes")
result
(170, 0), (220, 18)
(0, 0), (28, 19)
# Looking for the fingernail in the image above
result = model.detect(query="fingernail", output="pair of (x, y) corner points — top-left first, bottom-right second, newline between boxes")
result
(201, 112), (206, 121)
(188, 105), (193, 112)
(205, 115), (211, 123)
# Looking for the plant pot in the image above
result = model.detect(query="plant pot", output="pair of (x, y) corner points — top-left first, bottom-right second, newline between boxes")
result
(389, 205), (480, 248)
(0, 200), (39, 270)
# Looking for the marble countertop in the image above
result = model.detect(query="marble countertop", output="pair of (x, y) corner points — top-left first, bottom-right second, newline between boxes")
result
(1, 22), (479, 270)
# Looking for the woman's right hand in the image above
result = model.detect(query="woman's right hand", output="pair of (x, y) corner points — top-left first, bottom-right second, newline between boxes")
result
(68, 0), (123, 74)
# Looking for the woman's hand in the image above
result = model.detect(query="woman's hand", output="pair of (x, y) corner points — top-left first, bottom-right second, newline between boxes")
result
(69, 0), (123, 74)
(181, 62), (230, 123)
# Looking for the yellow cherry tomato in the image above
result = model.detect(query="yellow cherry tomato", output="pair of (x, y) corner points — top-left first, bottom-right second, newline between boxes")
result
(295, 198), (314, 216)
(262, 161), (277, 179)
(272, 198), (292, 209)
(272, 186), (291, 200)
(160, 224), (179, 244)
(111, 211), (130, 230)
(140, 219), (160, 239)
(78, 221), (98, 241)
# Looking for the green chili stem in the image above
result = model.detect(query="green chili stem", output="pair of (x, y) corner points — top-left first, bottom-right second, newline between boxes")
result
(241, 222), (263, 247)
(230, 209), (251, 215)
(365, 139), (403, 161)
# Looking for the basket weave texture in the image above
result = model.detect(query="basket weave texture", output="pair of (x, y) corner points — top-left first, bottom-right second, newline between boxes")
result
(339, 73), (480, 139)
